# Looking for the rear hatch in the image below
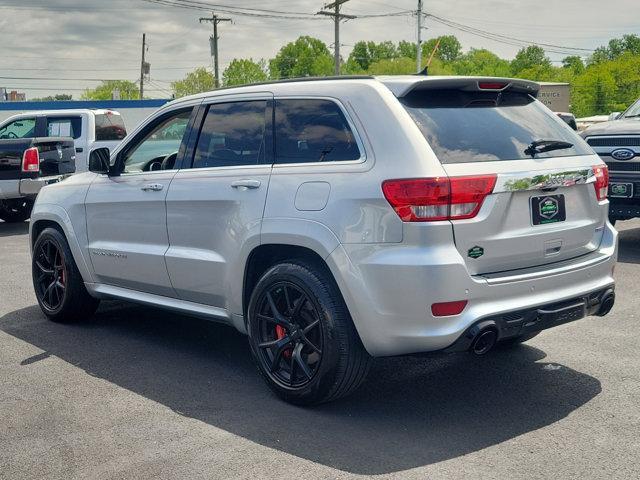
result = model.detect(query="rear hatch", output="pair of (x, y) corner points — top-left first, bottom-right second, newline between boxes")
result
(397, 78), (606, 275)
(33, 137), (76, 176)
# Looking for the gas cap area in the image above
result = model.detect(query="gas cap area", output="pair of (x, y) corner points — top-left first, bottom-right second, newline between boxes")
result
(295, 182), (331, 211)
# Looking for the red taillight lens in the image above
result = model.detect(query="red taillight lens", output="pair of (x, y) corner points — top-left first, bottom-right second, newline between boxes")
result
(21, 147), (40, 172)
(478, 82), (508, 90)
(431, 300), (468, 317)
(382, 175), (496, 222)
(593, 164), (608, 201)
(381, 177), (450, 221)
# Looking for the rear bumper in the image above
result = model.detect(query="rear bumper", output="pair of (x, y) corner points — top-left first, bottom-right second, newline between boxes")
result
(19, 174), (70, 197)
(329, 222), (618, 357)
(445, 286), (614, 352)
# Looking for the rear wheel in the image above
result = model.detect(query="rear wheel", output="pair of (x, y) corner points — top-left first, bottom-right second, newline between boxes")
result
(32, 227), (99, 323)
(247, 261), (371, 405)
(0, 198), (33, 223)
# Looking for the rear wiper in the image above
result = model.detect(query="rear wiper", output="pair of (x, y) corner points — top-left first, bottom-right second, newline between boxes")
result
(524, 139), (574, 158)
(623, 114), (640, 118)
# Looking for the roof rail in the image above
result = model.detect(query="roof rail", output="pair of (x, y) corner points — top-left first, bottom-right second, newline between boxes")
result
(209, 75), (375, 92)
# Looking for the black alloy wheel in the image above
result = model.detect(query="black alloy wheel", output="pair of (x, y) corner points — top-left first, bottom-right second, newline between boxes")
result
(32, 227), (100, 323)
(34, 239), (67, 312)
(255, 282), (324, 389)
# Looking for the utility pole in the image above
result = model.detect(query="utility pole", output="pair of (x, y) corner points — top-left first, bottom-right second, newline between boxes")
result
(200, 12), (232, 88)
(139, 33), (146, 99)
(416, 0), (423, 73)
(318, 1), (355, 76)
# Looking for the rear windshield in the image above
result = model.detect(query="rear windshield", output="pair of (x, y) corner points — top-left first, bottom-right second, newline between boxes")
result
(401, 90), (591, 164)
(95, 112), (127, 141)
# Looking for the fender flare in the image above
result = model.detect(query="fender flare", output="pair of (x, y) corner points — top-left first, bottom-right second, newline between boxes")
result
(30, 203), (94, 283)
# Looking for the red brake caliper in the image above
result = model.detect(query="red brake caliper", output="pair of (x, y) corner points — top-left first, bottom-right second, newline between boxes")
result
(275, 325), (292, 359)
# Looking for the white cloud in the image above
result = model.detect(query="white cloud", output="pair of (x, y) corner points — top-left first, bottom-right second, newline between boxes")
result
(0, 0), (638, 98)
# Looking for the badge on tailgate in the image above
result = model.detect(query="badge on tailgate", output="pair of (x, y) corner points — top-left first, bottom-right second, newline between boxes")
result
(531, 195), (566, 225)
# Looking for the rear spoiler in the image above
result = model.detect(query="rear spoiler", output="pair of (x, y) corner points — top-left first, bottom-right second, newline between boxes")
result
(379, 76), (540, 98)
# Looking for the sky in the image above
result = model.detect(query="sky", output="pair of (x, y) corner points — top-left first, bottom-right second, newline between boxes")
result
(0, 0), (639, 99)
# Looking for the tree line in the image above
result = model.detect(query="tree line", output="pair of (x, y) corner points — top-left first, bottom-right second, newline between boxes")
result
(78, 34), (640, 118)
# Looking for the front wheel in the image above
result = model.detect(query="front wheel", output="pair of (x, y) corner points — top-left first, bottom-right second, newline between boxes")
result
(32, 227), (100, 323)
(247, 261), (371, 405)
(0, 198), (33, 223)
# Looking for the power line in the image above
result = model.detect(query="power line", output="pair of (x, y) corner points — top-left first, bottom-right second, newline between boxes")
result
(140, 0), (327, 20)
(427, 14), (595, 55)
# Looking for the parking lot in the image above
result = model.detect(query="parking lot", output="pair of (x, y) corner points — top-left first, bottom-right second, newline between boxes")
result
(0, 219), (639, 480)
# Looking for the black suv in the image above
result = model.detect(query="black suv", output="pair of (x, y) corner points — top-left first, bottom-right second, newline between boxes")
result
(581, 98), (640, 223)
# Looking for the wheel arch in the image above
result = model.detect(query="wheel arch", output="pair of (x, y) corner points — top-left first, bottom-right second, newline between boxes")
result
(30, 205), (94, 283)
(242, 243), (337, 322)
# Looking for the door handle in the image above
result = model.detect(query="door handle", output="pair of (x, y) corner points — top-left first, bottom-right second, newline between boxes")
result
(75, 147), (84, 153)
(231, 179), (261, 190)
(141, 183), (164, 191)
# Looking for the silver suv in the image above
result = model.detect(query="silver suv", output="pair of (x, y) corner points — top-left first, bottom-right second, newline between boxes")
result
(30, 76), (617, 405)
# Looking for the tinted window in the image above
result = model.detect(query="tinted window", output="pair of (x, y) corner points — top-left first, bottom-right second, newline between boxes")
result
(95, 112), (127, 141)
(193, 101), (267, 169)
(46, 117), (82, 139)
(401, 90), (591, 164)
(0, 118), (36, 139)
(275, 99), (361, 164)
(122, 109), (192, 173)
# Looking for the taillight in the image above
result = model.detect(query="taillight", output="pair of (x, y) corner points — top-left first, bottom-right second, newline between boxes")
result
(431, 300), (468, 317)
(592, 164), (608, 201)
(21, 147), (40, 172)
(382, 175), (496, 222)
(478, 82), (508, 90)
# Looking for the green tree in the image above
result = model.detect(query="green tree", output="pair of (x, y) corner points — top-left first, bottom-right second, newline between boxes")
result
(562, 55), (585, 74)
(81, 80), (139, 100)
(171, 67), (215, 98)
(589, 34), (640, 63)
(452, 48), (511, 76)
(269, 36), (333, 79)
(222, 58), (268, 86)
(511, 45), (551, 75)
(346, 40), (398, 72)
(422, 35), (462, 63)
(367, 56), (453, 75)
(398, 40), (417, 59)
(32, 94), (73, 101)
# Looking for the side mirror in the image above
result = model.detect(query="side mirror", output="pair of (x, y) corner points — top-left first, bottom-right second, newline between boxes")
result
(89, 147), (111, 174)
(608, 112), (621, 121)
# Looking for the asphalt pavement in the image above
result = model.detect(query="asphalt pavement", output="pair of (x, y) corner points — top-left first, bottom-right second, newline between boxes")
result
(1, 219), (639, 479)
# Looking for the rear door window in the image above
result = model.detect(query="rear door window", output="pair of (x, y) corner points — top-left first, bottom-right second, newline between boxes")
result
(46, 116), (82, 139)
(192, 100), (269, 169)
(275, 99), (361, 164)
(95, 112), (127, 141)
(401, 90), (591, 164)
(0, 118), (36, 139)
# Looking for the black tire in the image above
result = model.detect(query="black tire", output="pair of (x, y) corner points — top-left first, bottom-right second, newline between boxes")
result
(499, 331), (541, 347)
(247, 261), (372, 405)
(32, 227), (99, 323)
(0, 198), (33, 223)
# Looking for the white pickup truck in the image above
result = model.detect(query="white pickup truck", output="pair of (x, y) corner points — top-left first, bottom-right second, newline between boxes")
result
(0, 109), (126, 222)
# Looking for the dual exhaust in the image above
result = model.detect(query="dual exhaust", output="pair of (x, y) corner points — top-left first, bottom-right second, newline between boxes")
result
(467, 289), (615, 356)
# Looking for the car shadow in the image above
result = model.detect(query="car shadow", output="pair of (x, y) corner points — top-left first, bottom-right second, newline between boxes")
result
(0, 303), (602, 475)
(0, 221), (28, 237)
(617, 224), (640, 264)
